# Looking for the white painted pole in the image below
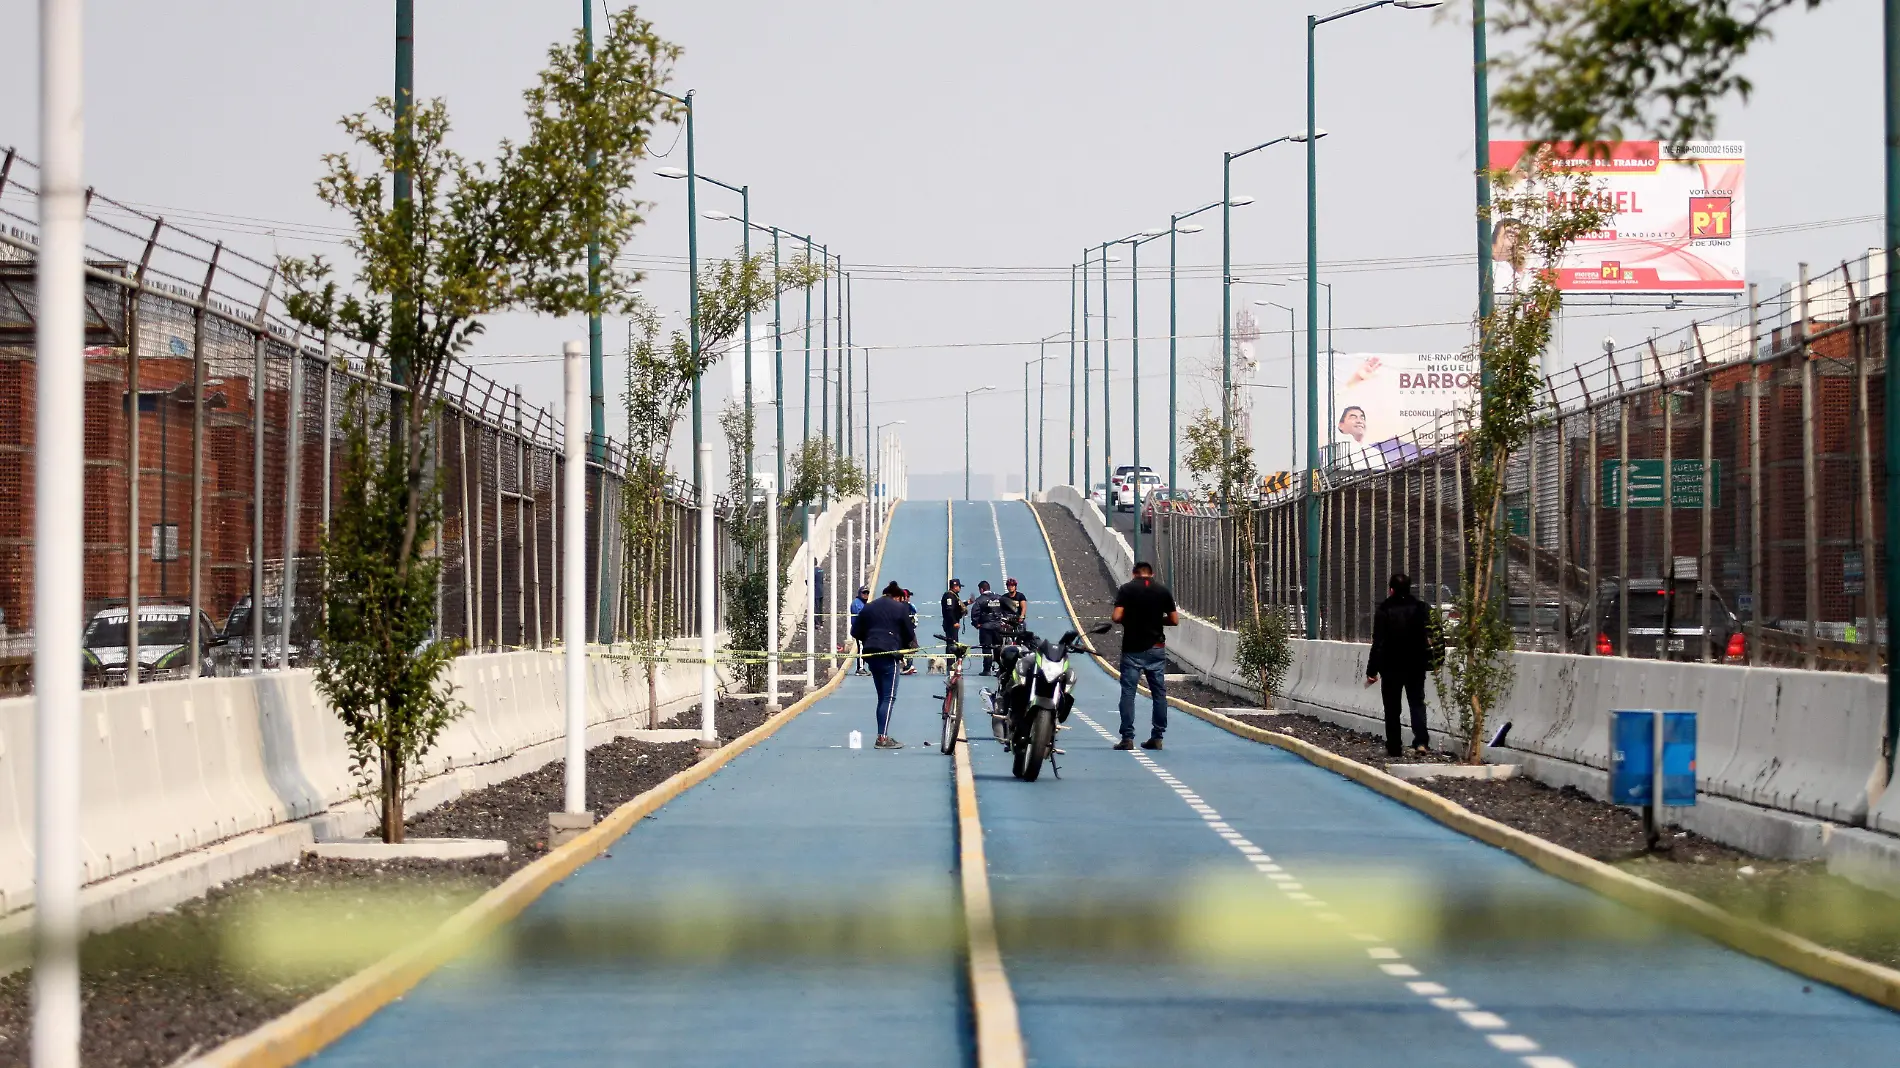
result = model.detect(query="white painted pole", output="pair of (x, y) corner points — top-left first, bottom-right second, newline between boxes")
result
(35, 0), (84, 1062)
(804, 507), (815, 685)
(828, 524), (839, 676)
(698, 441), (717, 745)
(562, 341), (587, 813)
(765, 479), (781, 711)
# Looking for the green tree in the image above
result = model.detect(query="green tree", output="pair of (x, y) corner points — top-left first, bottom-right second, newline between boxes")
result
(1435, 152), (1611, 762)
(283, 9), (679, 842)
(1494, 0), (1824, 151)
(618, 253), (826, 710)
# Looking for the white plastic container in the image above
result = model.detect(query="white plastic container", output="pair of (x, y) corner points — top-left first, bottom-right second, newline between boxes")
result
(848, 730), (863, 749)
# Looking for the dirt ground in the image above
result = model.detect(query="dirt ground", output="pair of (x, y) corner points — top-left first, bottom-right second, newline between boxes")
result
(0, 692), (784, 1068)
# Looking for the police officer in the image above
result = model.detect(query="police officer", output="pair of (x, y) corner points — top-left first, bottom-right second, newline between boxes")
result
(969, 580), (1007, 675)
(940, 578), (968, 655)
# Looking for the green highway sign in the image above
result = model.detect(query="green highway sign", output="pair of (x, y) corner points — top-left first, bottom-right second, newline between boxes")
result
(1600, 459), (1721, 509)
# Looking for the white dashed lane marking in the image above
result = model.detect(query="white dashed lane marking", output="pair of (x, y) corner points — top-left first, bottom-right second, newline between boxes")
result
(1073, 711), (1575, 1068)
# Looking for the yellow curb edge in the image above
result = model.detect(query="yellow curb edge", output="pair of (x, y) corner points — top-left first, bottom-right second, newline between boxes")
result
(187, 506), (885, 1068)
(951, 499), (1029, 1068)
(1023, 499), (1900, 1014)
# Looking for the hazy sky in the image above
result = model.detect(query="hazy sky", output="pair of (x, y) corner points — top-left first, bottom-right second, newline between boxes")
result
(1, 1), (1883, 494)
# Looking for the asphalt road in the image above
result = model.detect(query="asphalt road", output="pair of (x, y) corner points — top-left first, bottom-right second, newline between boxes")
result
(301, 499), (1900, 1067)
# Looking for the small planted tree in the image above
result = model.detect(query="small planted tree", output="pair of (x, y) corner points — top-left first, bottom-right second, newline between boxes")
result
(1434, 153), (1610, 762)
(619, 254), (826, 710)
(284, 10), (678, 841)
(1235, 606), (1295, 710)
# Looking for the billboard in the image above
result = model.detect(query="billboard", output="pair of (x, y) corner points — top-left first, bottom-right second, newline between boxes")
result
(1488, 140), (1745, 295)
(1331, 352), (1477, 467)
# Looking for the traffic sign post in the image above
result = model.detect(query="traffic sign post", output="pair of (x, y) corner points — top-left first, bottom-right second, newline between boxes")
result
(1610, 709), (1697, 851)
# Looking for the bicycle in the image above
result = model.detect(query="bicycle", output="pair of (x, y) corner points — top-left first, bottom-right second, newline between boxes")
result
(933, 632), (970, 755)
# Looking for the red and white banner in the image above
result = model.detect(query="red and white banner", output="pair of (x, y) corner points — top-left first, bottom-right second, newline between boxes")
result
(1488, 141), (1746, 295)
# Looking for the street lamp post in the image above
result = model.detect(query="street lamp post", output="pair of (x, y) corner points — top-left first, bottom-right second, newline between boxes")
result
(1069, 267), (1079, 486)
(965, 386), (995, 499)
(1033, 332), (1064, 495)
(1223, 134), (1309, 511)
(1113, 228), (1170, 564)
(1252, 299), (1300, 471)
(1164, 204), (1219, 517)
(1304, 0), (1440, 639)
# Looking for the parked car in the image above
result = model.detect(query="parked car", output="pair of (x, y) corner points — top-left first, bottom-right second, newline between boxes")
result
(214, 595), (315, 674)
(1116, 472), (1163, 512)
(82, 603), (220, 685)
(1508, 598), (1569, 652)
(1593, 579), (1744, 662)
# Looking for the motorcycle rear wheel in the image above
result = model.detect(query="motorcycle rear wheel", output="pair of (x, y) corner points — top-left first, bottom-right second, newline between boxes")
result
(1019, 708), (1055, 782)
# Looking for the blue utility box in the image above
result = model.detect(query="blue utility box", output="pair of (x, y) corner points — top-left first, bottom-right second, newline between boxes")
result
(1609, 710), (1697, 808)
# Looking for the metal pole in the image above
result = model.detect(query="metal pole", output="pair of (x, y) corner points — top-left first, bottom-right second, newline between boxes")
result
(1023, 361), (1031, 497)
(1083, 249), (1092, 504)
(250, 330), (267, 674)
(1070, 266), (1078, 485)
(773, 230), (786, 525)
(966, 391), (973, 500)
(1698, 329), (1714, 662)
(584, 2), (605, 460)
(1855, 270), (1881, 673)
(1473, 0), (1494, 340)
(1303, 15), (1323, 640)
(1800, 265), (1820, 668)
(125, 286), (141, 686)
(35, 0), (85, 1055)
(282, 336), (305, 669)
(1038, 346), (1047, 493)
(697, 440), (716, 746)
(1884, 0), (1900, 776)
(1131, 238), (1143, 565)
(563, 341), (588, 812)
(1656, 342), (1675, 656)
(684, 92), (703, 494)
(1168, 219), (1180, 536)
(1222, 155), (1234, 513)
(1102, 242), (1114, 527)
(1619, 389), (1631, 656)
(741, 187), (754, 519)
(768, 476), (781, 710)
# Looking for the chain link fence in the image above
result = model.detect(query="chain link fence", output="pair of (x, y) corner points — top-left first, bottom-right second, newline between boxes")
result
(0, 148), (730, 696)
(1154, 252), (1889, 673)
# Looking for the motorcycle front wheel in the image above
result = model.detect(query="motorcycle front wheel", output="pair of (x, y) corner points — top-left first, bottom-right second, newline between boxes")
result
(1019, 708), (1055, 782)
(939, 680), (961, 755)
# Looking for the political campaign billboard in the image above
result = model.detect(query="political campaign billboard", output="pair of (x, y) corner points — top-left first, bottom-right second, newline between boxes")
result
(1331, 352), (1477, 467)
(1488, 140), (1745, 295)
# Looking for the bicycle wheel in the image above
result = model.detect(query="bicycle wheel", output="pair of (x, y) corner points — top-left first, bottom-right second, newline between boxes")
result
(939, 677), (960, 754)
(1020, 707), (1054, 782)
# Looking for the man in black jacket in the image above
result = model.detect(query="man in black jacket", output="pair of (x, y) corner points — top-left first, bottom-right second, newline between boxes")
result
(1365, 572), (1435, 757)
(969, 581), (1007, 675)
(852, 581), (918, 749)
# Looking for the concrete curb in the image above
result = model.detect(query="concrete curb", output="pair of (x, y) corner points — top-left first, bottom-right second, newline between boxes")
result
(1025, 502), (1900, 1015)
(184, 658), (851, 1068)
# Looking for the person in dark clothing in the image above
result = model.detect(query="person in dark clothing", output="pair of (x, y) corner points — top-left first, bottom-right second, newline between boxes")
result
(852, 581), (918, 749)
(1111, 561), (1178, 750)
(850, 587), (871, 675)
(1365, 572), (1436, 757)
(969, 580), (1007, 675)
(940, 579), (967, 655)
(900, 590), (920, 675)
(1001, 578), (1028, 633)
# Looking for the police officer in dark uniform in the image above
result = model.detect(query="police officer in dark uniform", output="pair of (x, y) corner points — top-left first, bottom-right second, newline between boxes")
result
(969, 581), (1006, 674)
(940, 578), (967, 656)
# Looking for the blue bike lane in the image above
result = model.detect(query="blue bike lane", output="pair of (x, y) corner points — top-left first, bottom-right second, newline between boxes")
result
(964, 499), (1900, 1068)
(304, 501), (967, 1068)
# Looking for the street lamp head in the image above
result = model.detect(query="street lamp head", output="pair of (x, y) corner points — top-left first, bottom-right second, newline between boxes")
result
(1287, 129), (1329, 143)
(1227, 196), (1256, 207)
(654, 167), (687, 179)
(702, 210), (732, 221)
(1139, 229), (1169, 238)
(1177, 224), (1206, 235)
(1105, 255), (1124, 263)
(1393, 1), (1443, 9)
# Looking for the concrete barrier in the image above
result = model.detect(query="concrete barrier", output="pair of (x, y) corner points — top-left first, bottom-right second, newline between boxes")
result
(1042, 482), (1897, 841)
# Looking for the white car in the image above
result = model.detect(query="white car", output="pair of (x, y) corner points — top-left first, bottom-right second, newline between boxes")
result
(1116, 472), (1163, 512)
(1089, 482), (1109, 507)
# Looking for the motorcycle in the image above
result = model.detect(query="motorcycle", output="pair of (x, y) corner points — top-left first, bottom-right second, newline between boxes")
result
(983, 622), (1111, 782)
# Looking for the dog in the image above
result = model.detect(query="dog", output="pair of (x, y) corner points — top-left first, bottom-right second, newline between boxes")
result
(925, 655), (948, 675)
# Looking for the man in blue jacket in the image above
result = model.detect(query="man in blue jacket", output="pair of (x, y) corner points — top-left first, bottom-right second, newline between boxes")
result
(852, 581), (918, 749)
